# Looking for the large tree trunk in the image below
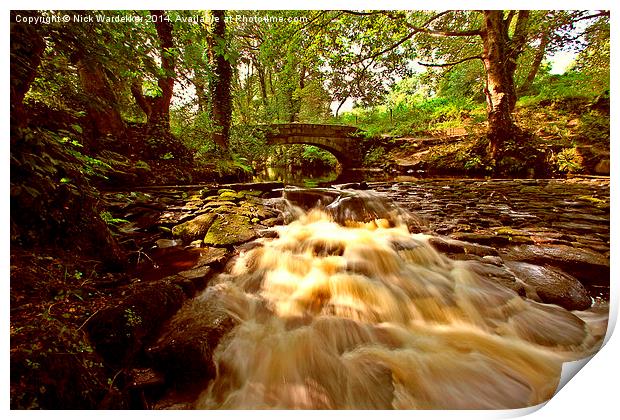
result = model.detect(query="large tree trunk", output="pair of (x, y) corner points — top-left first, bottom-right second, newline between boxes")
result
(149, 10), (175, 134)
(209, 10), (232, 151)
(10, 11), (45, 129)
(76, 57), (125, 138)
(130, 11), (175, 135)
(481, 11), (527, 159)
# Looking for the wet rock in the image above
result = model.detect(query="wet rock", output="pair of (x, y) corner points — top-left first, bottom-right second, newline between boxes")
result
(127, 367), (165, 390)
(283, 188), (340, 210)
(257, 228), (279, 238)
(148, 286), (238, 384)
(202, 200), (235, 208)
(238, 202), (279, 220)
(203, 214), (257, 246)
(505, 262), (591, 311)
(594, 159), (610, 175)
(428, 236), (499, 257)
(482, 255), (504, 266)
(551, 221), (609, 235)
(177, 266), (211, 289)
(172, 213), (217, 243)
(218, 190), (244, 201)
(508, 301), (587, 348)
(194, 247), (229, 269)
(261, 217), (281, 227)
(86, 279), (186, 365)
(461, 261), (525, 296)
(173, 277), (198, 297)
(155, 239), (181, 249)
(502, 244), (609, 286)
(450, 232), (511, 247)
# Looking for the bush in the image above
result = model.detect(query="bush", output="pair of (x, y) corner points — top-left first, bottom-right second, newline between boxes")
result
(555, 147), (584, 174)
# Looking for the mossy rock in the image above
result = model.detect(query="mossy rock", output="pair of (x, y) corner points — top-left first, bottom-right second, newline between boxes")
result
(519, 186), (543, 194)
(172, 213), (217, 243)
(203, 214), (257, 246)
(239, 189), (263, 197)
(203, 200), (235, 208)
(218, 190), (246, 201)
(238, 202), (278, 220)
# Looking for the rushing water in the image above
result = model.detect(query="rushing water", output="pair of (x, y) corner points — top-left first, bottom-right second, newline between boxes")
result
(164, 188), (607, 409)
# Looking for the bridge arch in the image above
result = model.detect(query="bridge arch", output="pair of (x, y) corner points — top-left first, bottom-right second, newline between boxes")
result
(261, 124), (363, 168)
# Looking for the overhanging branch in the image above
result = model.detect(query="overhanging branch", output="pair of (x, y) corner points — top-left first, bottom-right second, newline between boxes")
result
(418, 55), (483, 68)
(352, 11), (475, 65)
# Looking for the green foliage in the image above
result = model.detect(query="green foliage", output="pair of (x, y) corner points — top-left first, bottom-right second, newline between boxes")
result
(301, 146), (338, 167)
(171, 108), (218, 160)
(124, 308), (142, 327)
(134, 160), (151, 171)
(577, 109), (610, 145)
(229, 125), (268, 163)
(519, 70), (607, 105)
(554, 147), (584, 173)
(363, 146), (386, 167)
(99, 211), (129, 225)
(337, 93), (481, 138)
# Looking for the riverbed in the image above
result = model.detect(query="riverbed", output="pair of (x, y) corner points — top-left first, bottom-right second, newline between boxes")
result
(95, 176), (609, 409)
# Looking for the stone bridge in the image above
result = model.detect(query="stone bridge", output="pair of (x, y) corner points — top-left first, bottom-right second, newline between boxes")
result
(258, 123), (364, 168)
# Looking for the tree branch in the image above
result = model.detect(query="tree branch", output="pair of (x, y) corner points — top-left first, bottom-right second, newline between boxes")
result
(571, 10), (609, 23)
(509, 10), (530, 57)
(418, 55), (483, 68)
(504, 11), (517, 25)
(341, 10), (385, 17)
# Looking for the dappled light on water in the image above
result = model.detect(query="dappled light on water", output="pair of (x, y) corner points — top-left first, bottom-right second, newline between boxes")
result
(192, 192), (605, 409)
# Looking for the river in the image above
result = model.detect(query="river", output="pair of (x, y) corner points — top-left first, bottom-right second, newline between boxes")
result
(108, 176), (609, 409)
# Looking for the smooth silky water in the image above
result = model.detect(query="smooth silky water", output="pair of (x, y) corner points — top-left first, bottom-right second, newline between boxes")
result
(171, 187), (608, 409)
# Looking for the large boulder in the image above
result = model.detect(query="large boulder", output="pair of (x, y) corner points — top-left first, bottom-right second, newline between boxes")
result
(502, 244), (609, 286)
(460, 261), (526, 296)
(85, 279), (187, 365)
(203, 214), (257, 246)
(172, 213), (217, 243)
(147, 285), (238, 384)
(505, 262), (591, 311)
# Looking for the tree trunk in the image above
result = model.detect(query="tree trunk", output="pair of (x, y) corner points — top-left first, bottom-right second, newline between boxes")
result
(76, 57), (125, 138)
(335, 98), (348, 118)
(149, 10), (175, 134)
(289, 64), (306, 122)
(10, 11), (45, 129)
(209, 10), (232, 151)
(194, 78), (208, 113)
(518, 32), (549, 95)
(129, 11), (175, 138)
(481, 11), (523, 159)
(254, 59), (269, 109)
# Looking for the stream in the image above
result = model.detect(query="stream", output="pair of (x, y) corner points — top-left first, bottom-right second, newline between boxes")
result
(100, 176), (609, 409)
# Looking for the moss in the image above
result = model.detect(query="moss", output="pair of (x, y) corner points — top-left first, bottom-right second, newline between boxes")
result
(203, 214), (256, 246)
(239, 190), (263, 197)
(577, 195), (609, 210)
(172, 213), (217, 243)
(495, 227), (523, 236)
(218, 190), (243, 201)
(519, 186), (543, 194)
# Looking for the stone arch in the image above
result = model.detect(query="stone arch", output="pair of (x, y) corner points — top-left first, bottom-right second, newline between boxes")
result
(262, 124), (363, 168)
